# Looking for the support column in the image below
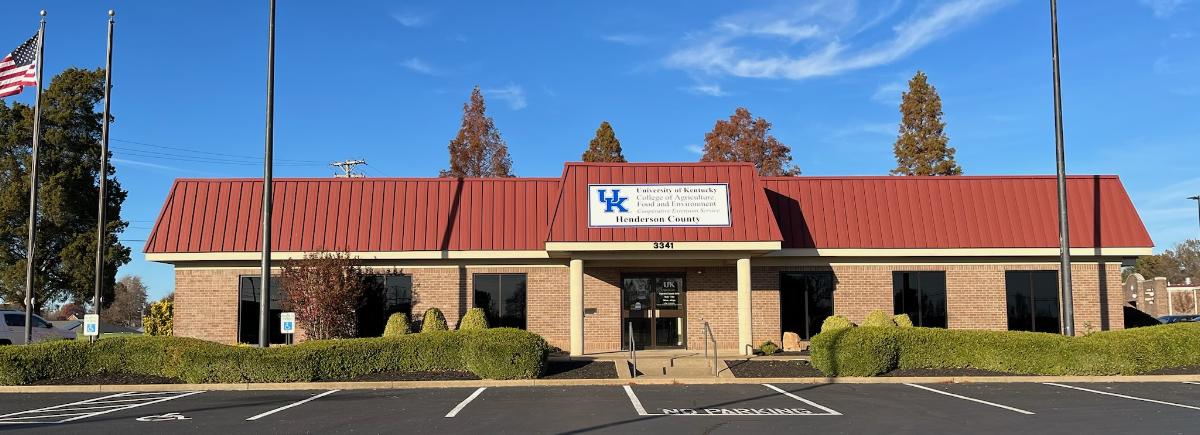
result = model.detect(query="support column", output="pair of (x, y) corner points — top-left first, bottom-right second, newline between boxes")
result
(737, 257), (752, 356)
(569, 258), (584, 356)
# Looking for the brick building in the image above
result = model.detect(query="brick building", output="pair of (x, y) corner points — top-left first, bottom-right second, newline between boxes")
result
(144, 162), (1153, 355)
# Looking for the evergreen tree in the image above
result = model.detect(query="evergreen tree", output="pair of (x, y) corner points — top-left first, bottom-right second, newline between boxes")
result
(582, 121), (626, 162)
(891, 71), (962, 176)
(441, 86), (513, 177)
(0, 68), (130, 312)
(701, 107), (799, 176)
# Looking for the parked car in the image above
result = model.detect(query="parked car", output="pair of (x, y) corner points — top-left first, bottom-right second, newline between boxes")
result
(1156, 315), (1200, 324)
(0, 309), (76, 344)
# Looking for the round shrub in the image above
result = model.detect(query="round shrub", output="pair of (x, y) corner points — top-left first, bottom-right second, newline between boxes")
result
(759, 341), (779, 355)
(463, 328), (548, 379)
(810, 327), (900, 376)
(862, 310), (896, 328)
(383, 313), (411, 337)
(458, 307), (489, 330)
(420, 308), (448, 332)
(820, 315), (855, 333)
(893, 314), (914, 328)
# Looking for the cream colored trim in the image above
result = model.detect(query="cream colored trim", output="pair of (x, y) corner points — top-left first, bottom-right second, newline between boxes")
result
(765, 247), (1152, 257)
(174, 264), (568, 271)
(544, 241), (781, 252)
(146, 250), (551, 263)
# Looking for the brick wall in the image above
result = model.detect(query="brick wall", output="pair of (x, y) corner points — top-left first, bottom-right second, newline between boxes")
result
(174, 268), (241, 344)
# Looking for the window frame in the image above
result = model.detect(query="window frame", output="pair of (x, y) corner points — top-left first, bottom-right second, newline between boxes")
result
(892, 271), (948, 328)
(1005, 270), (1061, 333)
(236, 275), (286, 345)
(472, 273), (528, 330)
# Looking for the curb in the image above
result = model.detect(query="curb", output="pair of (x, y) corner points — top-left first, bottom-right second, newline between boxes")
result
(3, 374), (1200, 393)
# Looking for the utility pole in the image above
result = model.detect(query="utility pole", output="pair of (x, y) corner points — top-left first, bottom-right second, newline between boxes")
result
(92, 10), (116, 343)
(331, 159), (367, 178)
(1050, 0), (1074, 336)
(259, 0), (276, 348)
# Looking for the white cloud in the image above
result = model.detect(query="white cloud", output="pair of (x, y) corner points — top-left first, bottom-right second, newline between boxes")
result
(666, 0), (1011, 80)
(602, 34), (651, 45)
(484, 84), (527, 110)
(871, 81), (906, 105)
(400, 58), (436, 75)
(683, 83), (727, 96)
(392, 12), (430, 28)
(113, 158), (215, 175)
(685, 144), (705, 155)
(1141, 0), (1190, 18)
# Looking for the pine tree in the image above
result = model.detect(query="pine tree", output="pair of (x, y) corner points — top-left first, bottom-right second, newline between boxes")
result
(891, 71), (962, 176)
(441, 86), (513, 177)
(701, 107), (799, 176)
(0, 68), (131, 312)
(581, 121), (626, 162)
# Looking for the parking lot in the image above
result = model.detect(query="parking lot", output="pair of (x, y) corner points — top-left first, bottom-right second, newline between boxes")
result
(0, 382), (1198, 433)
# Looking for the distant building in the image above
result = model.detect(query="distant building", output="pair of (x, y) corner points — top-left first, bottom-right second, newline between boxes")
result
(144, 162), (1153, 354)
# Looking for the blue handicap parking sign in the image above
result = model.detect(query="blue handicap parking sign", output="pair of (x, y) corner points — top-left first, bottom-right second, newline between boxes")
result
(86, 324), (97, 333)
(283, 321), (293, 331)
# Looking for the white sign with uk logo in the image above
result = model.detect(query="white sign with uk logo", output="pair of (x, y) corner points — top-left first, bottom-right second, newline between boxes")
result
(588, 183), (731, 227)
(280, 312), (296, 334)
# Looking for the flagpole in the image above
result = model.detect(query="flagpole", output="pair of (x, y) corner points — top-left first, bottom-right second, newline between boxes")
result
(1050, 0), (1074, 336)
(22, 10), (47, 345)
(259, 0), (276, 348)
(91, 10), (115, 343)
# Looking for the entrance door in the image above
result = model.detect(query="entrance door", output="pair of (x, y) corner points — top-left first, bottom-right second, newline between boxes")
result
(780, 272), (835, 340)
(621, 274), (685, 350)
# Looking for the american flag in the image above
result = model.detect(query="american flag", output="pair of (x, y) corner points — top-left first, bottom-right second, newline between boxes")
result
(0, 34), (39, 99)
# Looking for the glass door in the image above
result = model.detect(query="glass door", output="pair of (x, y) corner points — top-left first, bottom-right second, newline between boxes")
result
(622, 274), (686, 349)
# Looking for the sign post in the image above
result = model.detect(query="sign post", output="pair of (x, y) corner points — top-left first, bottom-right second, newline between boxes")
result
(280, 312), (295, 345)
(83, 314), (99, 337)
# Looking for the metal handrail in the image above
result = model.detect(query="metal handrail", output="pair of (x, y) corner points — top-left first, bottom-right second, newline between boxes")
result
(702, 320), (718, 377)
(628, 321), (637, 378)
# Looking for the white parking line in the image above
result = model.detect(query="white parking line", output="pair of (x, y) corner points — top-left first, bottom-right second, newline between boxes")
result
(246, 390), (340, 421)
(0, 391), (204, 424)
(904, 383), (1035, 415)
(444, 387), (487, 418)
(762, 384), (842, 415)
(623, 386), (650, 416)
(1045, 383), (1200, 411)
(1183, 381), (1200, 386)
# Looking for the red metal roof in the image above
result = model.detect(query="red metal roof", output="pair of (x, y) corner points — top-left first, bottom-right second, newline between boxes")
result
(545, 162), (784, 243)
(144, 167), (1153, 255)
(761, 175), (1153, 249)
(144, 177), (560, 253)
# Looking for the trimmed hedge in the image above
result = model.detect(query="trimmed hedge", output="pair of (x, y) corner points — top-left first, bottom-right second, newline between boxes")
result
(383, 313), (411, 337)
(421, 308), (448, 332)
(809, 322), (1200, 377)
(458, 308), (489, 330)
(862, 310), (895, 328)
(0, 328), (548, 385)
(820, 315), (855, 333)
(893, 314), (914, 328)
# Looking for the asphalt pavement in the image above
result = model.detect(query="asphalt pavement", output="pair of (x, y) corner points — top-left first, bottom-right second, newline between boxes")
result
(0, 382), (1198, 434)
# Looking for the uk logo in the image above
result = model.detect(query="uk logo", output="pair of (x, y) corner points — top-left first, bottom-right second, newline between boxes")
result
(597, 189), (629, 213)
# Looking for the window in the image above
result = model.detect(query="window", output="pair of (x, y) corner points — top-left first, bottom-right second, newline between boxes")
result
(2, 314), (50, 328)
(238, 276), (286, 345)
(893, 271), (947, 328)
(473, 274), (527, 329)
(1006, 271), (1061, 333)
(358, 274), (413, 337)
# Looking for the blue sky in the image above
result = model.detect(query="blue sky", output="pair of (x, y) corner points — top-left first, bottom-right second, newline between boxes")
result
(2, 0), (1198, 301)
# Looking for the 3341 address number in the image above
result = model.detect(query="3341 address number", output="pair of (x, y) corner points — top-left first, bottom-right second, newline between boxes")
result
(652, 242), (675, 249)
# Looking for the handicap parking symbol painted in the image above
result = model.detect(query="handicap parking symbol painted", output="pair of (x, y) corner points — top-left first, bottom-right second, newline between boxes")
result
(136, 412), (191, 422)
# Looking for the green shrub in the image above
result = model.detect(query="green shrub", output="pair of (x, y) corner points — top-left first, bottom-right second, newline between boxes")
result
(143, 300), (173, 336)
(383, 313), (411, 337)
(808, 322), (1200, 377)
(820, 315), (855, 333)
(463, 328), (548, 379)
(862, 310), (896, 328)
(458, 308), (489, 330)
(420, 308), (448, 332)
(893, 314), (914, 328)
(809, 327), (900, 376)
(759, 341), (779, 355)
(0, 329), (550, 385)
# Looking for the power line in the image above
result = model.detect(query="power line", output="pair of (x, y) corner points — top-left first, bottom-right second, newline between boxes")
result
(112, 138), (325, 164)
(111, 147), (324, 167)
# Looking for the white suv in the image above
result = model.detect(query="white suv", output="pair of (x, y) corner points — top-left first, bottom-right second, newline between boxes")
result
(0, 310), (77, 345)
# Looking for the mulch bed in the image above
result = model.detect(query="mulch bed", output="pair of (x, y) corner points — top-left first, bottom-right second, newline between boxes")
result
(346, 371), (480, 382)
(1144, 365), (1200, 375)
(541, 360), (618, 379)
(30, 373), (183, 385)
(881, 367), (1019, 377)
(724, 360), (825, 378)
